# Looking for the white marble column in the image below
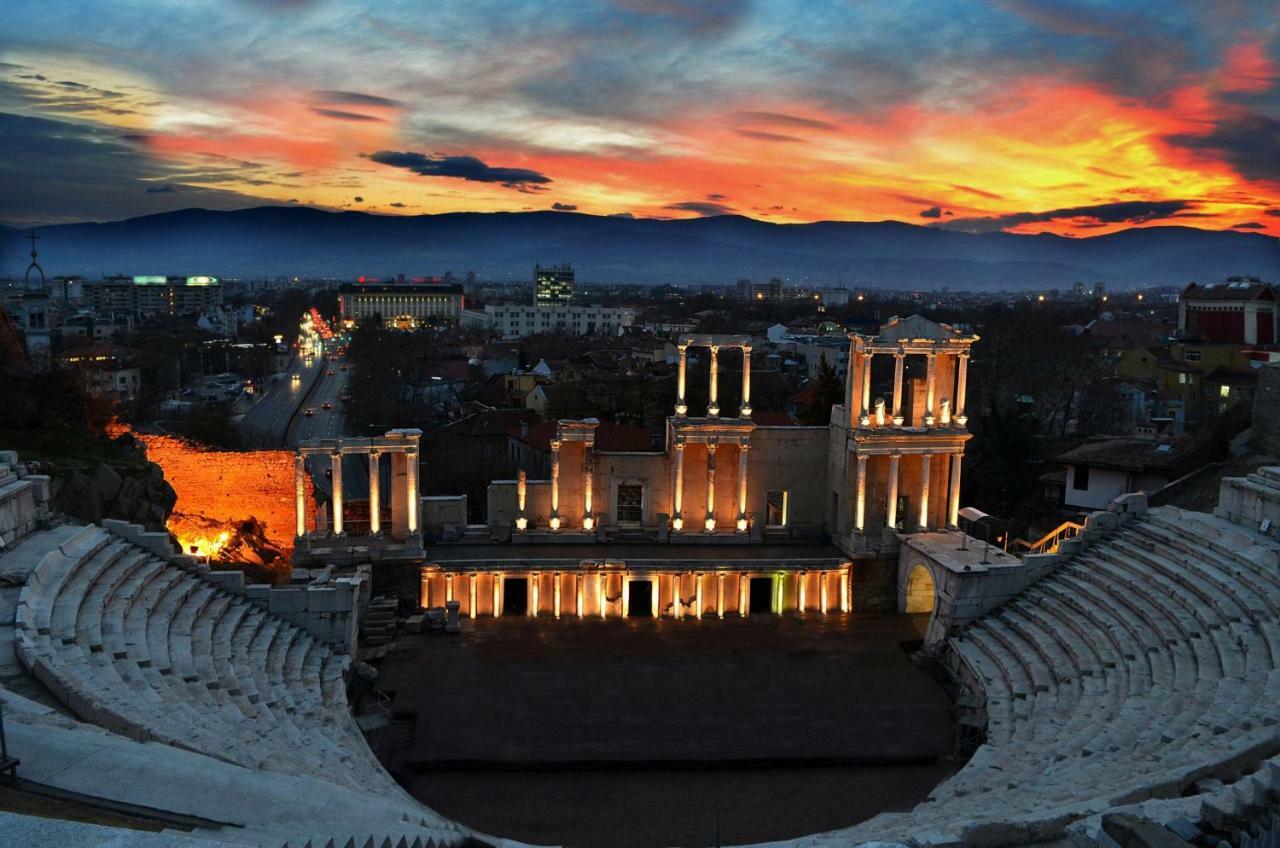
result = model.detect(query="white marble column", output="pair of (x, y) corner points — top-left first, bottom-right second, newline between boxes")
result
(295, 453), (307, 537)
(696, 572), (704, 619)
(886, 452), (900, 530)
(739, 572), (749, 618)
(798, 572), (806, 612)
(405, 448), (418, 533)
(892, 351), (905, 425)
(955, 352), (970, 426)
(704, 440), (717, 531)
(717, 572), (726, 619)
(469, 573), (478, 620)
(820, 572), (829, 615)
(924, 352), (937, 426)
(516, 469), (528, 531)
(676, 342), (689, 417)
(671, 439), (685, 531)
(841, 568), (851, 613)
(549, 439), (561, 530)
(860, 351), (874, 426)
(673, 575), (682, 619)
(368, 450), (381, 535)
(739, 346), (752, 417)
(918, 452), (932, 530)
(582, 452), (594, 531)
(708, 345), (720, 418)
(597, 572), (606, 619)
(530, 573), (539, 617)
(854, 454), (867, 533)
(553, 572), (561, 619)
(736, 439), (750, 532)
(948, 452), (963, 528)
(494, 574), (502, 618)
(330, 451), (344, 536)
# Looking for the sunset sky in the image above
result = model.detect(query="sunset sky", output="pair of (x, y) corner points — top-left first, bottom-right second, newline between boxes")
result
(1, 0), (1278, 236)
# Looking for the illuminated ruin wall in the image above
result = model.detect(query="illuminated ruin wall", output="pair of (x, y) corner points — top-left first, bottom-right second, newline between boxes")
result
(113, 424), (309, 565)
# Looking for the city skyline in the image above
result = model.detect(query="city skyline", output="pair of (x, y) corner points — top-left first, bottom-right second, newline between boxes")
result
(1, 1), (1277, 236)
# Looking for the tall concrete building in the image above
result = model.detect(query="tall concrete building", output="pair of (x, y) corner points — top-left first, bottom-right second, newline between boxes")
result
(534, 264), (574, 305)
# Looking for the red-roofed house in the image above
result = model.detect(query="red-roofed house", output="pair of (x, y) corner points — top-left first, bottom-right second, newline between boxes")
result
(1180, 277), (1278, 344)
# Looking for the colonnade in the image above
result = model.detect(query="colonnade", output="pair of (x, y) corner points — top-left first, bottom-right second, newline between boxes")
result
(848, 345), (970, 429)
(676, 334), (752, 419)
(295, 430), (421, 540)
(851, 449), (963, 534)
(671, 435), (750, 533)
(420, 567), (853, 619)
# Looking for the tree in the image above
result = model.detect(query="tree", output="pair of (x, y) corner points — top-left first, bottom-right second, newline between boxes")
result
(798, 355), (844, 425)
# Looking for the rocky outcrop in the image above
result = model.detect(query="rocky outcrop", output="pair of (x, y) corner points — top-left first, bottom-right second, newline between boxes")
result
(52, 460), (176, 531)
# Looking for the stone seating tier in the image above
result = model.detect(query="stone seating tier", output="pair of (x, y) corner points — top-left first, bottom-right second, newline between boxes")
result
(803, 504), (1280, 847)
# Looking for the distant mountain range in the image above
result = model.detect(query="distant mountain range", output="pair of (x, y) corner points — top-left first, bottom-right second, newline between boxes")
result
(2, 207), (1277, 290)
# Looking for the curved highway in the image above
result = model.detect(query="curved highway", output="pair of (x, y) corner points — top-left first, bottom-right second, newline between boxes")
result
(237, 353), (323, 448)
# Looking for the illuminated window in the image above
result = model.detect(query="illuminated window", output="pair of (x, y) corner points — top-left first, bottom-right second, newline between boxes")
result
(1182, 350), (1202, 362)
(1219, 384), (1231, 398)
(766, 490), (789, 527)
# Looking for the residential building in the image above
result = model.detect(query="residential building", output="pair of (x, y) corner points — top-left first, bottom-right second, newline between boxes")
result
(82, 275), (223, 319)
(737, 277), (783, 302)
(1179, 277), (1278, 344)
(484, 303), (636, 339)
(1054, 436), (1210, 511)
(57, 344), (142, 401)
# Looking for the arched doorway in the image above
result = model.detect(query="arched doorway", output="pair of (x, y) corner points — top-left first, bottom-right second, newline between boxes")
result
(904, 564), (936, 614)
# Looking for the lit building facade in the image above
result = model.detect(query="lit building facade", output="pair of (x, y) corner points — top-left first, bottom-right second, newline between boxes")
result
(338, 282), (464, 329)
(483, 303), (636, 338)
(82, 276), (223, 318)
(1179, 277), (1278, 344)
(294, 315), (977, 620)
(534, 264), (574, 305)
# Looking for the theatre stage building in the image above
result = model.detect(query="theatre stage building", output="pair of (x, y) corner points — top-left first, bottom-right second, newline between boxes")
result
(294, 315), (976, 619)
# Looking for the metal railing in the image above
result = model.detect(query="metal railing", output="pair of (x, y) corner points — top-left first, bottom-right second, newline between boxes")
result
(1012, 520), (1084, 556)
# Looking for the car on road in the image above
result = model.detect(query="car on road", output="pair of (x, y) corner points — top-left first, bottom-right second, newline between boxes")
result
(340, 365), (348, 371)
(291, 373), (300, 384)
(322, 401), (332, 410)
(326, 369), (335, 376)
(304, 407), (315, 417)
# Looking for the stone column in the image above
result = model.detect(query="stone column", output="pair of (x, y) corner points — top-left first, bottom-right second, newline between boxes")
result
(295, 453), (307, 537)
(820, 572), (829, 615)
(845, 340), (859, 426)
(717, 572), (726, 619)
(530, 573), (540, 617)
(736, 438), (750, 532)
(671, 438), (685, 531)
(798, 572), (806, 612)
(918, 452), (932, 530)
(576, 573), (584, 617)
(841, 568), (851, 613)
(739, 571), (749, 618)
(405, 448), (419, 534)
(739, 346), (752, 417)
(708, 345), (720, 418)
(854, 454), (867, 533)
(924, 352), (937, 426)
(651, 576), (659, 618)
(860, 352), (874, 426)
(955, 352), (970, 426)
(892, 351), (906, 425)
(597, 572), (606, 619)
(704, 440), (717, 532)
(549, 439), (561, 531)
(675, 342), (689, 417)
(516, 469), (528, 532)
(886, 452), (901, 530)
(948, 452), (963, 528)
(330, 451), (344, 536)
(582, 451), (594, 531)
(494, 574), (502, 618)
(673, 575), (682, 619)
(696, 572), (704, 620)
(368, 450), (381, 535)
(553, 572), (561, 619)
(469, 573), (478, 620)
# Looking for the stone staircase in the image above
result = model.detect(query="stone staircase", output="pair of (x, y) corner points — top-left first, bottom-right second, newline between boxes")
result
(803, 504), (1280, 847)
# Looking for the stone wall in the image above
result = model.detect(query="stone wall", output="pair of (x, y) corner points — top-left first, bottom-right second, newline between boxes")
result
(129, 432), (309, 558)
(1252, 361), (1280, 456)
(0, 450), (51, 547)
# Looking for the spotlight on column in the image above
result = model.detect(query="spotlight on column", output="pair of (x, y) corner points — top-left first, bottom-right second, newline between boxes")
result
(549, 516), (561, 531)
(704, 517), (716, 532)
(736, 517), (748, 532)
(582, 516), (594, 531)
(515, 517), (528, 532)
(671, 516), (683, 532)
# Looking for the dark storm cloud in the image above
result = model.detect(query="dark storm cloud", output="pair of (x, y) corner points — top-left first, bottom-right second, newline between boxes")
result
(939, 200), (1196, 233)
(365, 150), (551, 188)
(1166, 114), (1280, 182)
(310, 107), (383, 122)
(1267, 209), (1280, 217)
(613, 0), (748, 37)
(0, 112), (267, 226)
(312, 90), (404, 108)
(1231, 222), (1266, 229)
(734, 129), (804, 143)
(551, 202), (578, 211)
(145, 184), (177, 193)
(919, 206), (943, 219)
(706, 193), (727, 201)
(731, 111), (839, 131)
(665, 200), (736, 216)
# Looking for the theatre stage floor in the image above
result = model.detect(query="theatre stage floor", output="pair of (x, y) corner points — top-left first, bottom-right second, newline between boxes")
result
(374, 613), (958, 848)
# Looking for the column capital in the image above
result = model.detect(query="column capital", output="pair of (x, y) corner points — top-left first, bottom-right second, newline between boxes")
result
(677, 341), (689, 352)
(550, 438), (561, 452)
(741, 344), (752, 354)
(894, 349), (906, 360)
(738, 437), (751, 450)
(709, 344), (720, 354)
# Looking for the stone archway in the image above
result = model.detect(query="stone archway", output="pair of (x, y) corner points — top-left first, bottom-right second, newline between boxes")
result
(904, 563), (937, 614)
